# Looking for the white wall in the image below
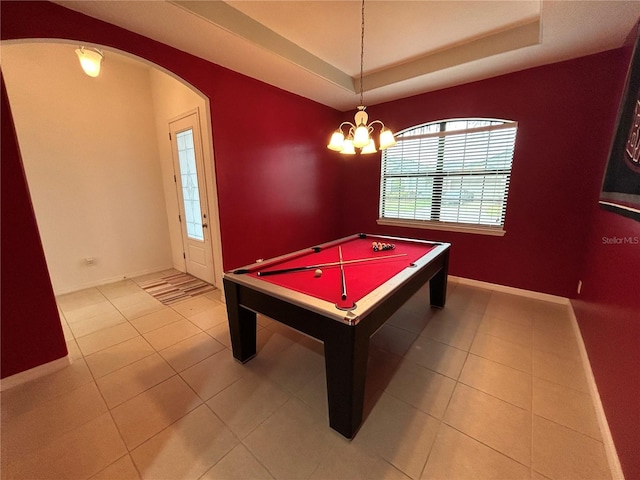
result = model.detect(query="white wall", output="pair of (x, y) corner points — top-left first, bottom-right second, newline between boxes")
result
(147, 70), (203, 275)
(1, 43), (174, 294)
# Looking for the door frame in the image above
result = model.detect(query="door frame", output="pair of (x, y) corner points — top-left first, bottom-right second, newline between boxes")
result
(169, 110), (214, 284)
(168, 107), (224, 289)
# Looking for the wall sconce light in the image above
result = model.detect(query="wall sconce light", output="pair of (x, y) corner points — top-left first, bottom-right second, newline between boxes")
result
(75, 46), (104, 78)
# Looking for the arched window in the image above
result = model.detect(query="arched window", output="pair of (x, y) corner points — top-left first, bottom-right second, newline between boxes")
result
(378, 118), (517, 236)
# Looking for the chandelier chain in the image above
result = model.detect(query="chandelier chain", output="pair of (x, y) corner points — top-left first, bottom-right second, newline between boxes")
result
(359, 0), (365, 106)
(326, 0), (396, 154)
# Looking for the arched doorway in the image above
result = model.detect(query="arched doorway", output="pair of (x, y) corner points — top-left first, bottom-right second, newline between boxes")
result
(1, 41), (223, 296)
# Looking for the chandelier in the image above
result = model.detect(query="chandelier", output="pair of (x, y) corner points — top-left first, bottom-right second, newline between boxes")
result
(327, 0), (396, 155)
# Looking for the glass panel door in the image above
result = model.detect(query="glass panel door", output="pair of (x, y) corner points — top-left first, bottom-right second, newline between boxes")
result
(176, 129), (204, 241)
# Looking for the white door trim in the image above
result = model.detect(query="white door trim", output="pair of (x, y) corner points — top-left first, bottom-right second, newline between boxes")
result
(169, 110), (216, 284)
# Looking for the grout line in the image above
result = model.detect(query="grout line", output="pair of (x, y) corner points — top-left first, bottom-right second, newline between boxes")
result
(92, 453), (142, 479)
(90, 289), (213, 478)
(14, 278), (222, 479)
(85, 343), (157, 381)
(454, 377), (532, 414)
(25, 274), (613, 480)
(420, 302), (489, 474)
(444, 423), (533, 471)
(417, 412), (445, 479)
(76, 305), (141, 465)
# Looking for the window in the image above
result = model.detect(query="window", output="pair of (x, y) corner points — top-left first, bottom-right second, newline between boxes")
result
(378, 118), (517, 236)
(176, 128), (204, 241)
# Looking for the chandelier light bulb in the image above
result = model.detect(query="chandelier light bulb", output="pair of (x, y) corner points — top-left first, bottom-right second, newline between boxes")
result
(353, 124), (370, 148)
(341, 138), (356, 155)
(379, 128), (397, 150)
(361, 139), (377, 154)
(328, 130), (345, 151)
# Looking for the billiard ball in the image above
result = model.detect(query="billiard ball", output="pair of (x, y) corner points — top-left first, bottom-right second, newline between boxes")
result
(314, 269), (322, 277)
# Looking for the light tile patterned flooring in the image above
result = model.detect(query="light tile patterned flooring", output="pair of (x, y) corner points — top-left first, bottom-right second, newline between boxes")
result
(1, 272), (612, 480)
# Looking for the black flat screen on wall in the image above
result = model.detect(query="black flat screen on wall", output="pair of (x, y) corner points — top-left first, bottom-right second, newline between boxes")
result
(600, 23), (640, 222)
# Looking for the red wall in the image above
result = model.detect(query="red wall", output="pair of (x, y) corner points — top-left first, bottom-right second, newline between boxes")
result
(2, 3), (639, 477)
(213, 82), (342, 265)
(0, 0), (341, 378)
(337, 48), (640, 478)
(1, 74), (68, 377)
(338, 49), (630, 299)
(572, 208), (640, 480)
(569, 37), (640, 480)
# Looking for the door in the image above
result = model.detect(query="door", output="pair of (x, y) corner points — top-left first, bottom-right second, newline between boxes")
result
(169, 112), (215, 284)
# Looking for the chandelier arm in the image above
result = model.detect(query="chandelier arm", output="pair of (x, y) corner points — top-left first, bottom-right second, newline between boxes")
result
(368, 119), (386, 130)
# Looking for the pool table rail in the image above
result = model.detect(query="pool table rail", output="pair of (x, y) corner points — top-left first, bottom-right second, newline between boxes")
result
(224, 233), (449, 325)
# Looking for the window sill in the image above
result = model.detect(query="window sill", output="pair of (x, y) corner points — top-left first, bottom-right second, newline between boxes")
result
(377, 218), (506, 237)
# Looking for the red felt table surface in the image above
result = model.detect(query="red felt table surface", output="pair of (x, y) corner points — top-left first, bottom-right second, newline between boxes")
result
(248, 236), (435, 309)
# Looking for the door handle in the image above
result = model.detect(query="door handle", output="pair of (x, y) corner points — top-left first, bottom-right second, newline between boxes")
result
(202, 223), (208, 228)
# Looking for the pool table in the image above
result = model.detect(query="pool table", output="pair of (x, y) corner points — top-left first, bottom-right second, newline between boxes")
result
(223, 233), (450, 439)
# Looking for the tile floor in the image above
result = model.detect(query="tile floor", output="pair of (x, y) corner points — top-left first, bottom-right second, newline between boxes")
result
(0, 272), (612, 480)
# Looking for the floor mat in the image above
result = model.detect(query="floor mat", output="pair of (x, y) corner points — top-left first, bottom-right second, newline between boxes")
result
(139, 272), (215, 305)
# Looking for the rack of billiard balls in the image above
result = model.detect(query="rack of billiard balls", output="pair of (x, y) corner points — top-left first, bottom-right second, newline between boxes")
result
(372, 242), (395, 252)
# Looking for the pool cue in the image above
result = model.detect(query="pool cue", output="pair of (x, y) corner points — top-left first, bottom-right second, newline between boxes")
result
(339, 246), (347, 300)
(255, 252), (407, 276)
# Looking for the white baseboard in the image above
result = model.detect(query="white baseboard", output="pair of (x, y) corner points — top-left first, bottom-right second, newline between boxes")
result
(567, 307), (625, 480)
(449, 275), (569, 304)
(0, 355), (72, 392)
(53, 264), (175, 296)
(450, 275), (622, 480)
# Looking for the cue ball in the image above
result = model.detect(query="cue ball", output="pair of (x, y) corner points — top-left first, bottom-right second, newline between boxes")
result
(314, 269), (322, 277)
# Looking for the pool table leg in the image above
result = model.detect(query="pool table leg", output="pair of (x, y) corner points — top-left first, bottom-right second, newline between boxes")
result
(323, 323), (369, 439)
(429, 251), (449, 308)
(223, 279), (257, 363)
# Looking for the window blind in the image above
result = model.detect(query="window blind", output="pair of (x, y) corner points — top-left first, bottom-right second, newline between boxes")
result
(380, 119), (517, 229)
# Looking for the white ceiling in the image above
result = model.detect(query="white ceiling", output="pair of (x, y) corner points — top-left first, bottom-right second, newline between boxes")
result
(55, 1), (640, 111)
